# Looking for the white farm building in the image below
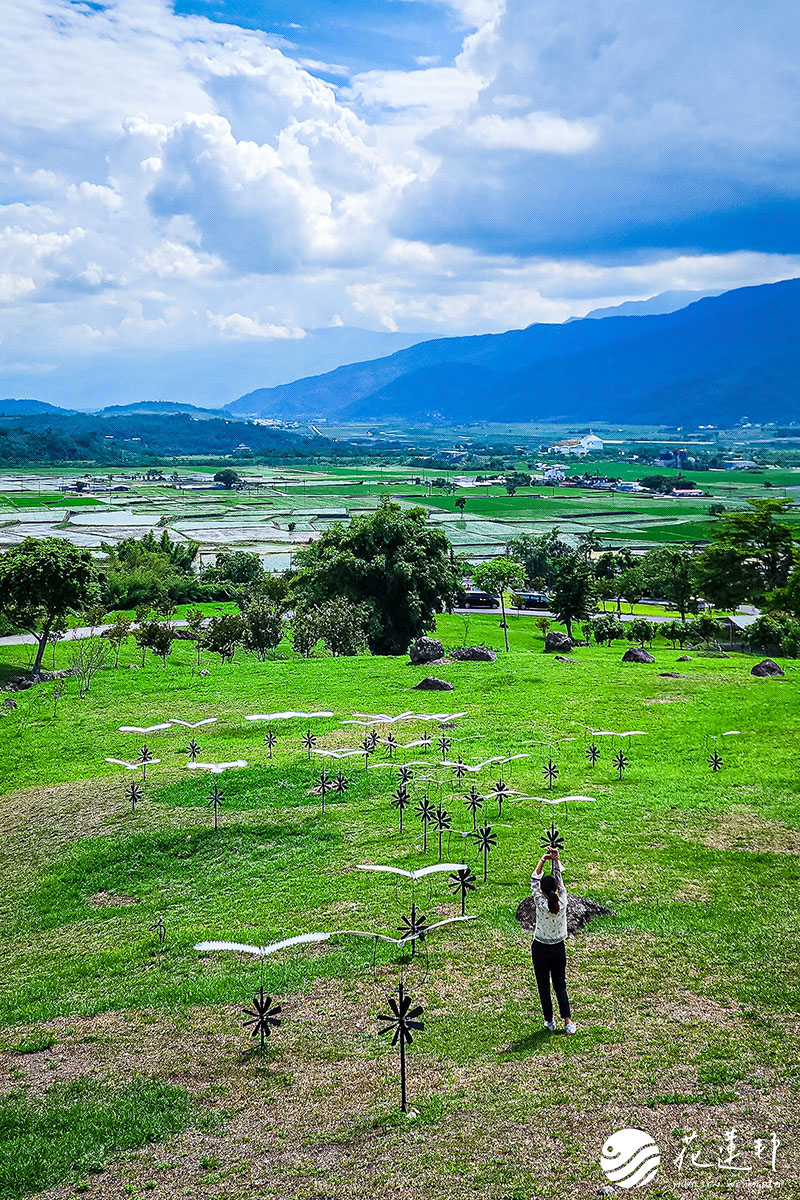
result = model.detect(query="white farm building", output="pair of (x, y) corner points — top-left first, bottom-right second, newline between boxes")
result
(548, 433), (604, 456)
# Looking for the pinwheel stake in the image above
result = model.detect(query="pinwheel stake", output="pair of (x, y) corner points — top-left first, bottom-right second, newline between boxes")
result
(377, 981), (424, 1113)
(434, 804), (452, 861)
(438, 734), (451, 761)
(303, 729), (317, 760)
(398, 764), (413, 787)
(264, 729), (277, 759)
(136, 743), (155, 781)
(708, 750), (723, 772)
(464, 786), (483, 830)
(314, 771), (331, 813)
(489, 778), (511, 817)
(243, 985), (282, 1053)
(391, 785), (410, 832)
(398, 903), (427, 959)
(541, 823), (565, 859)
(209, 782), (224, 830)
(187, 738), (200, 763)
(333, 770), (349, 795)
(542, 758), (559, 790)
(473, 821), (497, 883)
(368, 730), (379, 752)
(126, 781), (143, 813)
(613, 750), (628, 780)
(362, 735), (374, 770)
(586, 743), (599, 768)
(420, 731), (433, 754)
(451, 756), (467, 784)
(415, 795), (435, 853)
(149, 914), (166, 946)
(449, 866), (477, 915)
(385, 733), (398, 759)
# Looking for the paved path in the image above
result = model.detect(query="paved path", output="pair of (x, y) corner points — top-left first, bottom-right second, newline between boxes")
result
(0, 618), (189, 647)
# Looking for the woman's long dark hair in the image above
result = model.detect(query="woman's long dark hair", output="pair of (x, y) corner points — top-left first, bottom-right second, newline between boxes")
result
(541, 873), (560, 914)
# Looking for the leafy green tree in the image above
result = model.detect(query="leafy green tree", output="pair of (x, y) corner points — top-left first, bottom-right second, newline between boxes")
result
(291, 608), (321, 657)
(661, 619), (694, 648)
(455, 497), (467, 520)
(642, 547), (695, 619)
(549, 556), (596, 640)
(695, 499), (794, 605)
(307, 597), (370, 657)
(214, 468), (241, 489)
(202, 613), (245, 663)
(0, 538), (100, 674)
(576, 530), (600, 562)
(691, 544), (757, 611)
(291, 499), (463, 655)
(106, 613), (133, 667)
(627, 617), (656, 647)
(242, 597), (284, 661)
(143, 620), (175, 666)
(472, 557), (525, 652)
(508, 531), (570, 587)
(619, 565), (645, 614)
(185, 606), (207, 667)
(588, 613), (624, 648)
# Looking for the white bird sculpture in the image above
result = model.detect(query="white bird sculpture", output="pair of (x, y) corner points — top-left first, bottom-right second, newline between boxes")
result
(244, 711), (334, 722)
(594, 730), (647, 737)
(519, 794), (597, 806)
(313, 748), (364, 759)
(341, 712), (467, 726)
(185, 759), (248, 773)
(441, 752), (530, 773)
(105, 756), (162, 770)
(169, 718), (218, 729)
(357, 863), (467, 882)
(118, 723), (172, 734)
(195, 916), (476, 957)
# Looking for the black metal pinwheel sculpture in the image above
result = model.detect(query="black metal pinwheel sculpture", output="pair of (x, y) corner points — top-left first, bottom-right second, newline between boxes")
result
(542, 757), (559, 790)
(367, 729), (379, 752)
(362, 735), (374, 769)
(264, 728), (277, 759)
(136, 743), (155, 781)
(438, 734), (452, 761)
(415, 795), (435, 853)
(708, 750), (723, 772)
(613, 749), (628, 780)
(391, 785), (410, 832)
(449, 866), (477, 915)
(473, 820), (498, 883)
(420, 731), (433, 754)
(464, 785), (484, 830)
(377, 981), (424, 1113)
(126, 781), (143, 813)
(314, 771), (331, 813)
(334, 770), (349, 795)
(398, 902), (428, 959)
(541, 823), (565, 856)
(209, 782), (224, 830)
(243, 985), (282, 1053)
(385, 733), (398, 760)
(489, 777), (511, 817)
(434, 804), (452, 861)
(451, 756), (467, 784)
(187, 738), (200, 763)
(398, 763), (414, 787)
(302, 729), (317, 760)
(149, 914), (166, 946)
(586, 742), (599, 768)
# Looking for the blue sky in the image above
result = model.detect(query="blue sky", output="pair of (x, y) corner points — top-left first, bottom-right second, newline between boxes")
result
(1, 0), (799, 404)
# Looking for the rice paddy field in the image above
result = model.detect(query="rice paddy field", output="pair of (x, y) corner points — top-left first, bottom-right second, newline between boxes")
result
(2, 458), (800, 567)
(1, 615), (799, 1199)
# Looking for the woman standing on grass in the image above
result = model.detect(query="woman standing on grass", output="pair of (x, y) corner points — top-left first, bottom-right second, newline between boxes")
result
(531, 847), (576, 1034)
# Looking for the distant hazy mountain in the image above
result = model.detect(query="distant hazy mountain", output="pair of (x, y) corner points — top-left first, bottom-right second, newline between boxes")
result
(227, 279), (800, 426)
(577, 289), (722, 320)
(0, 398), (73, 415)
(97, 400), (219, 418)
(0, 327), (434, 413)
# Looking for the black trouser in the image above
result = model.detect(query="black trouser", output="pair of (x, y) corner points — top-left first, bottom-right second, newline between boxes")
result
(532, 938), (571, 1022)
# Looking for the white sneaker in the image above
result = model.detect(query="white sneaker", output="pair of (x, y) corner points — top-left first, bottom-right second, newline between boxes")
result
(565, 1020), (577, 1034)
(544, 1020), (557, 1032)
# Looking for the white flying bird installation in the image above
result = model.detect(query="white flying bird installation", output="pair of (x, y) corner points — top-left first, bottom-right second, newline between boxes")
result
(593, 730), (647, 737)
(195, 916), (475, 958)
(440, 753), (530, 773)
(185, 759), (248, 773)
(357, 863), (467, 882)
(169, 718), (218, 729)
(341, 712), (467, 726)
(118, 723), (171, 734)
(312, 748), (364, 759)
(105, 756), (162, 770)
(519, 794), (597, 807)
(244, 711), (334, 722)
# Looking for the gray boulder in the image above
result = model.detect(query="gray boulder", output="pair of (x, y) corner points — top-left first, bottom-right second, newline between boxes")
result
(409, 636), (445, 665)
(659, 672), (680, 678)
(413, 676), (454, 691)
(677, 655), (692, 661)
(516, 894), (615, 937)
(622, 647), (655, 663)
(451, 645), (497, 662)
(544, 630), (573, 654)
(751, 658), (785, 677)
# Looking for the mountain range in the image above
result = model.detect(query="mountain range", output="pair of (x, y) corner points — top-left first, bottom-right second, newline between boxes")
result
(227, 278), (800, 426)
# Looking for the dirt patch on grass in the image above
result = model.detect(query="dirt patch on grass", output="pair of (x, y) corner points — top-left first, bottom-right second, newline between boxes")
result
(701, 806), (800, 855)
(88, 891), (140, 907)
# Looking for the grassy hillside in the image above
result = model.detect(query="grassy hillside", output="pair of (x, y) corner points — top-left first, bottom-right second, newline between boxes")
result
(1, 619), (798, 1197)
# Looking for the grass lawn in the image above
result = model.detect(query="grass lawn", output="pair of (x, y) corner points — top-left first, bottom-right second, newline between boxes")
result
(0, 616), (798, 1198)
